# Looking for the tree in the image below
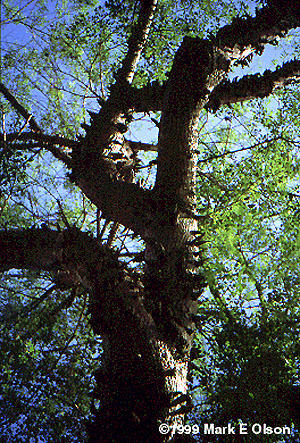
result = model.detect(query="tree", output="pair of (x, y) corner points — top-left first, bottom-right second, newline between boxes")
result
(1, 0), (300, 442)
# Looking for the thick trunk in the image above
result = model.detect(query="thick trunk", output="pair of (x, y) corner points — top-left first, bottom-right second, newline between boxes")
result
(86, 37), (221, 443)
(86, 254), (193, 443)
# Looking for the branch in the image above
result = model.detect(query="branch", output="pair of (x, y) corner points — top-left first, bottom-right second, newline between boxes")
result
(5, 132), (75, 167)
(0, 227), (64, 272)
(0, 84), (75, 167)
(206, 59), (300, 111)
(68, 2), (159, 236)
(0, 82), (41, 132)
(197, 136), (282, 163)
(6, 131), (79, 148)
(0, 226), (161, 349)
(0, 227), (114, 284)
(123, 81), (165, 113)
(114, 0), (158, 83)
(216, 0), (300, 60)
(43, 144), (73, 167)
(126, 139), (158, 152)
(75, 172), (154, 239)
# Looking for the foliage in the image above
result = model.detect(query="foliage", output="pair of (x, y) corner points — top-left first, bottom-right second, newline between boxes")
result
(0, 270), (100, 442)
(190, 83), (300, 441)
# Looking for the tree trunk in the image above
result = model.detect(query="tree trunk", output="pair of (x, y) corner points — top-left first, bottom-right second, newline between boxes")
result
(85, 36), (220, 443)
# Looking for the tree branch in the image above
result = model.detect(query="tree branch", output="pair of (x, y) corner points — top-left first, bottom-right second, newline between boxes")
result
(207, 59), (300, 111)
(126, 139), (158, 152)
(5, 132), (75, 167)
(114, 0), (158, 83)
(0, 225), (161, 354)
(66, 2), (160, 237)
(75, 172), (154, 238)
(0, 84), (75, 167)
(216, 0), (300, 60)
(0, 227), (115, 289)
(123, 81), (165, 113)
(6, 131), (79, 148)
(0, 82), (41, 132)
(0, 227), (64, 272)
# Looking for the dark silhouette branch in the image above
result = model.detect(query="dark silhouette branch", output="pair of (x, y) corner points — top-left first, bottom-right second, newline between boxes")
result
(5, 131), (79, 148)
(75, 173), (154, 239)
(126, 139), (158, 151)
(122, 81), (165, 113)
(0, 227), (92, 274)
(116, 56), (300, 114)
(216, 0), (300, 59)
(0, 227), (120, 293)
(4, 132), (75, 167)
(0, 82), (41, 132)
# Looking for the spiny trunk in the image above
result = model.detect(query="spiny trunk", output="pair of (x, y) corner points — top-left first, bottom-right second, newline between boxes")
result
(86, 37), (218, 443)
(86, 259), (195, 443)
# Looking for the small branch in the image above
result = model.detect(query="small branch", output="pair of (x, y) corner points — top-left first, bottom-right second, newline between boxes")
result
(0, 82), (41, 132)
(115, 0), (158, 83)
(106, 222), (119, 247)
(4, 132), (75, 167)
(126, 139), (158, 152)
(197, 136), (282, 163)
(6, 131), (79, 148)
(80, 0), (158, 151)
(56, 199), (71, 229)
(96, 208), (101, 240)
